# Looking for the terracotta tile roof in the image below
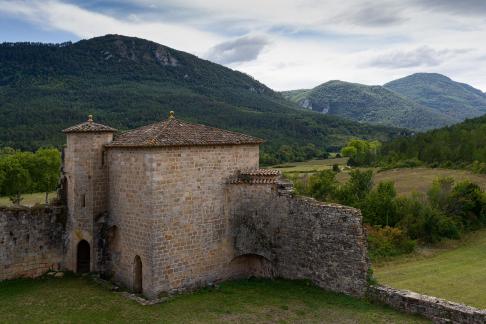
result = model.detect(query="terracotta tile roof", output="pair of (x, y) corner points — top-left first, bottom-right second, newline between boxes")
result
(230, 169), (281, 184)
(63, 115), (117, 133)
(106, 117), (264, 148)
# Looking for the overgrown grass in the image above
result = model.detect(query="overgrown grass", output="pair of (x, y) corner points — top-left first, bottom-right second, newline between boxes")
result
(0, 192), (55, 207)
(272, 158), (348, 173)
(374, 228), (486, 309)
(0, 276), (427, 323)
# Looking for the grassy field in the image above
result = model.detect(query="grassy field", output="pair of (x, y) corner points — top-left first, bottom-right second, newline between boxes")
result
(374, 229), (486, 309)
(0, 192), (55, 207)
(0, 276), (427, 323)
(275, 159), (486, 196)
(273, 158), (348, 173)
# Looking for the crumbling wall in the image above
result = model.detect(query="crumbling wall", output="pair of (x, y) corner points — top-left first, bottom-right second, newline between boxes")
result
(0, 205), (65, 280)
(368, 285), (486, 323)
(228, 183), (369, 297)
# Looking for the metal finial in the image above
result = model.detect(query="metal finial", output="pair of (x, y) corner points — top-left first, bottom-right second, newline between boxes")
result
(169, 111), (175, 119)
(88, 114), (93, 122)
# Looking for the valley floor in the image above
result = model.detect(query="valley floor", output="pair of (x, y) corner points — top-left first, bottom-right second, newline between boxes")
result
(0, 276), (427, 323)
(374, 228), (486, 309)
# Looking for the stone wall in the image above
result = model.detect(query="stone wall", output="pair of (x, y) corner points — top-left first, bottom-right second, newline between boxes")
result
(63, 132), (113, 273)
(0, 205), (65, 281)
(227, 182), (369, 297)
(107, 144), (260, 298)
(368, 285), (486, 323)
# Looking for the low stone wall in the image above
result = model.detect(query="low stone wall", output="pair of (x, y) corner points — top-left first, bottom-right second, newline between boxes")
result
(368, 285), (486, 323)
(228, 182), (369, 297)
(0, 205), (65, 280)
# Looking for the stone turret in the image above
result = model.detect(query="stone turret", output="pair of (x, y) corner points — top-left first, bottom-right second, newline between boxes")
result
(62, 115), (116, 273)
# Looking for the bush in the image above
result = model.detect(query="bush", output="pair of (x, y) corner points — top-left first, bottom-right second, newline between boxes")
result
(361, 181), (398, 226)
(367, 225), (416, 260)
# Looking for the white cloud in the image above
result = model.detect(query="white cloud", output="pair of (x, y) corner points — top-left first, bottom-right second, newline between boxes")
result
(1, 0), (486, 91)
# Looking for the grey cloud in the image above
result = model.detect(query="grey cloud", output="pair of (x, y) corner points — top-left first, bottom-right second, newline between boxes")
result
(205, 35), (270, 64)
(332, 2), (406, 27)
(415, 0), (486, 15)
(367, 46), (470, 69)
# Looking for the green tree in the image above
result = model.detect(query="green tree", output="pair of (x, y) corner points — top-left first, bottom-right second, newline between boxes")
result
(307, 170), (338, 201)
(0, 156), (32, 205)
(341, 139), (381, 166)
(33, 148), (61, 203)
(361, 181), (398, 226)
(336, 169), (373, 206)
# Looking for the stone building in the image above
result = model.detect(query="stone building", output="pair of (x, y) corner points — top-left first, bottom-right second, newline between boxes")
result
(60, 112), (370, 299)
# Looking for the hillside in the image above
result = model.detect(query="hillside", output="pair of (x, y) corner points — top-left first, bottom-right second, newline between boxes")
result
(0, 35), (403, 157)
(282, 80), (454, 131)
(379, 114), (486, 168)
(384, 73), (486, 122)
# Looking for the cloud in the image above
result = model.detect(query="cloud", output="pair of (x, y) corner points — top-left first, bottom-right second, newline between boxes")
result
(205, 35), (270, 64)
(365, 46), (471, 69)
(332, 2), (407, 27)
(414, 0), (486, 15)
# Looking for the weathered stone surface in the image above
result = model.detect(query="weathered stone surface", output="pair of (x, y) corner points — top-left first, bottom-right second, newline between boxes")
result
(368, 285), (486, 323)
(0, 205), (65, 280)
(228, 183), (370, 297)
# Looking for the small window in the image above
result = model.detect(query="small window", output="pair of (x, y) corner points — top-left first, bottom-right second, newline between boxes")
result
(81, 194), (86, 208)
(101, 150), (106, 167)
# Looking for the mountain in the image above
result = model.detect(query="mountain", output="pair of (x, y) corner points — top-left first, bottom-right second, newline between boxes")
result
(0, 34), (404, 157)
(379, 113), (486, 169)
(282, 80), (454, 131)
(384, 73), (486, 122)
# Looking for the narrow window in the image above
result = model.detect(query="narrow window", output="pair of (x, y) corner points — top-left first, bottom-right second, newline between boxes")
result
(101, 150), (105, 167)
(81, 194), (86, 207)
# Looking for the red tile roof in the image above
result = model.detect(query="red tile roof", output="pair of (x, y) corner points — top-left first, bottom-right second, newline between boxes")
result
(106, 117), (264, 148)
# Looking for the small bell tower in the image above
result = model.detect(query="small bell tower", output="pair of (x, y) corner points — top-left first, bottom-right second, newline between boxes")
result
(62, 115), (116, 273)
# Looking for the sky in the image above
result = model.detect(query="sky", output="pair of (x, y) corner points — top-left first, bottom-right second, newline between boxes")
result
(1, 0), (486, 91)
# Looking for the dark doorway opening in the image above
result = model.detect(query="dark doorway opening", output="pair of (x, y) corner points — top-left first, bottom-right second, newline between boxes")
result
(134, 255), (143, 294)
(77, 240), (90, 273)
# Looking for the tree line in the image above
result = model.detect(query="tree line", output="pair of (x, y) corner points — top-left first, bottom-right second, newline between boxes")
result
(290, 169), (486, 260)
(0, 147), (61, 205)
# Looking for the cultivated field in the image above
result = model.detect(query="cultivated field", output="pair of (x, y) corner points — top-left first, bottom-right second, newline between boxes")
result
(275, 159), (486, 196)
(374, 228), (486, 309)
(0, 277), (427, 323)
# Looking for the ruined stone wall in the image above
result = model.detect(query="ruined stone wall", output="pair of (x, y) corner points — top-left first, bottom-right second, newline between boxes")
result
(108, 144), (259, 298)
(368, 285), (486, 323)
(0, 206), (65, 281)
(227, 183), (369, 297)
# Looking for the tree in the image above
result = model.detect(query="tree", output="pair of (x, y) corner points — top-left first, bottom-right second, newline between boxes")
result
(33, 148), (61, 203)
(0, 156), (32, 205)
(336, 169), (373, 206)
(361, 181), (398, 226)
(341, 139), (381, 166)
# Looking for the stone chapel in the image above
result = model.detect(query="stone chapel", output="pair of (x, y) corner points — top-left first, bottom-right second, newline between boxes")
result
(61, 112), (369, 299)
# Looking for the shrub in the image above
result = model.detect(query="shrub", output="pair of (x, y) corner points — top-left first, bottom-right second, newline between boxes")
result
(361, 181), (398, 226)
(366, 225), (416, 260)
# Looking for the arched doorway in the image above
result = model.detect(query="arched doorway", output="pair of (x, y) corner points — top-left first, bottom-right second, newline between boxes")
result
(77, 240), (90, 273)
(133, 255), (143, 294)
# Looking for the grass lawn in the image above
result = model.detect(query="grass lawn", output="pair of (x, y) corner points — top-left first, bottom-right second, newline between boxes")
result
(0, 192), (55, 207)
(0, 276), (427, 323)
(374, 228), (486, 309)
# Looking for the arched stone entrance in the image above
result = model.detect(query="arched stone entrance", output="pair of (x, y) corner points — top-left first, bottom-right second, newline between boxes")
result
(229, 253), (275, 278)
(133, 255), (143, 294)
(76, 240), (91, 273)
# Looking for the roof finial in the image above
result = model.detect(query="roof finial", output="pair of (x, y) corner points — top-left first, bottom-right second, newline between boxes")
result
(169, 111), (175, 119)
(88, 114), (93, 123)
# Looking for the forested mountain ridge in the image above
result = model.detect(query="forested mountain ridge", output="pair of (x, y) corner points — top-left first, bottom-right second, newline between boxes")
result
(0, 34), (404, 160)
(282, 80), (455, 131)
(378, 113), (486, 170)
(384, 73), (486, 122)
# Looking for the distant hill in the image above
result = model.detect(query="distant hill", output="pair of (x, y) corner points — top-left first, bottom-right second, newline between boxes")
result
(384, 73), (486, 122)
(282, 80), (454, 131)
(379, 113), (486, 169)
(0, 34), (403, 156)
